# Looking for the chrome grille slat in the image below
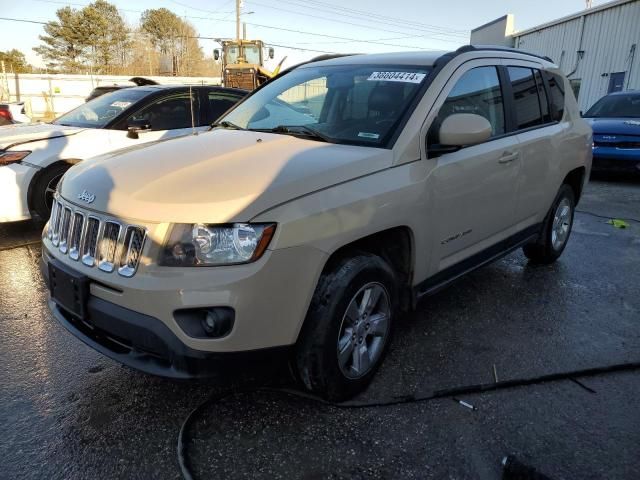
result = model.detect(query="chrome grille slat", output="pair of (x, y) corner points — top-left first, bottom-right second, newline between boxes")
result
(48, 195), (145, 277)
(48, 200), (59, 240)
(118, 226), (146, 277)
(68, 212), (84, 260)
(58, 207), (72, 254)
(50, 200), (62, 246)
(81, 216), (101, 267)
(98, 221), (122, 272)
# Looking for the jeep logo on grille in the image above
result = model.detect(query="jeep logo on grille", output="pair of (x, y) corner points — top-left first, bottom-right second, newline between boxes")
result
(77, 190), (96, 204)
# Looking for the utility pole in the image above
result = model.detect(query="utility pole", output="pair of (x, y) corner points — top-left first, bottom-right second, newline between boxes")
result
(243, 22), (247, 40)
(236, 0), (241, 41)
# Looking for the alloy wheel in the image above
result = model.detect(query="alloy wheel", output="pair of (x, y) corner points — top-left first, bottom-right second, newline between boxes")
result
(337, 282), (391, 379)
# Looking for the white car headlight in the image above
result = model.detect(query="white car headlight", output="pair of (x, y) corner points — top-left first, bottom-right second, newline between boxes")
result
(160, 223), (276, 266)
(0, 151), (31, 166)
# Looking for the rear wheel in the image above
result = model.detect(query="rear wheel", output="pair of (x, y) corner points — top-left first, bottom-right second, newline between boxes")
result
(523, 184), (575, 264)
(295, 253), (396, 401)
(31, 163), (71, 220)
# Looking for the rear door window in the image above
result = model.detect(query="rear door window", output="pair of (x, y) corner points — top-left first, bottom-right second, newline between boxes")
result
(126, 92), (197, 131)
(208, 90), (246, 123)
(507, 67), (543, 129)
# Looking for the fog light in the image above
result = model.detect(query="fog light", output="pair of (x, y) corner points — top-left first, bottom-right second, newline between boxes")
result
(175, 307), (235, 339)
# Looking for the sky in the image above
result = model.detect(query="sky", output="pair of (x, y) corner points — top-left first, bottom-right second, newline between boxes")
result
(0, 0), (611, 72)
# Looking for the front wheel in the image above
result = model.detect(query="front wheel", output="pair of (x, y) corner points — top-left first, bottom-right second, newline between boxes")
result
(295, 253), (397, 401)
(523, 184), (575, 264)
(31, 163), (71, 220)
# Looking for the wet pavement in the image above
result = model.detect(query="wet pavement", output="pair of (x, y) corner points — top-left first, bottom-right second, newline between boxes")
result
(1, 179), (639, 479)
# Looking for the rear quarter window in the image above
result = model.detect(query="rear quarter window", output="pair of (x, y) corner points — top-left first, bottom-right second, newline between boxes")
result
(546, 72), (565, 121)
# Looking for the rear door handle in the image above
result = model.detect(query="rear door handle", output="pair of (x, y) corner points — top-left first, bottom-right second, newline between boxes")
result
(498, 151), (519, 164)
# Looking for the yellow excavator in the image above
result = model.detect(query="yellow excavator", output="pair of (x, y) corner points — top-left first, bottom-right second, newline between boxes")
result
(214, 40), (287, 90)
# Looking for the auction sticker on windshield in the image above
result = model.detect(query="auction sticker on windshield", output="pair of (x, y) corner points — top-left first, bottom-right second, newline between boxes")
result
(110, 101), (132, 108)
(368, 71), (426, 83)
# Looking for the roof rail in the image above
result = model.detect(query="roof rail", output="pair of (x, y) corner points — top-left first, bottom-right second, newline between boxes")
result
(456, 45), (554, 64)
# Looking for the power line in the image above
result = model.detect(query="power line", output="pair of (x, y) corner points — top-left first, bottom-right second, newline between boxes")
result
(0, 15), (454, 51)
(168, 0), (234, 16)
(242, 21), (437, 49)
(294, 34), (428, 46)
(278, 0), (469, 35)
(247, 0), (465, 44)
(266, 42), (340, 54)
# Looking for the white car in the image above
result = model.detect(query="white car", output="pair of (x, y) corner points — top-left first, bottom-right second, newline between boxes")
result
(0, 102), (32, 125)
(0, 85), (246, 222)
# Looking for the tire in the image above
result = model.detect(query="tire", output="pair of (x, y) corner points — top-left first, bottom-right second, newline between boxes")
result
(31, 163), (71, 221)
(523, 184), (575, 264)
(295, 253), (397, 401)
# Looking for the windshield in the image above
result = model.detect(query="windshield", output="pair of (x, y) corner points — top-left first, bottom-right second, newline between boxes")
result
(220, 64), (431, 147)
(244, 45), (261, 64)
(53, 88), (148, 128)
(225, 45), (240, 64)
(584, 93), (640, 118)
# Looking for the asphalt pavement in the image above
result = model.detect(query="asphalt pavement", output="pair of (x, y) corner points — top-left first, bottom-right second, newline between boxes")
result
(1, 179), (639, 480)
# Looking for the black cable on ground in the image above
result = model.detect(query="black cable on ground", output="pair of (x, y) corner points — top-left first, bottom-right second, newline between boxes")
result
(575, 210), (640, 223)
(177, 361), (640, 480)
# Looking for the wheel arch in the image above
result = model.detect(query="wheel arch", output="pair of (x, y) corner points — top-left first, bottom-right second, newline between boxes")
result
(319, 226), (416, 312)
(562, 166), (586, 205)
(27, 158), (82, 213)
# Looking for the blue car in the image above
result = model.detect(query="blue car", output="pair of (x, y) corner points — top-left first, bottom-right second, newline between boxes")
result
(583, 91), (640, 174)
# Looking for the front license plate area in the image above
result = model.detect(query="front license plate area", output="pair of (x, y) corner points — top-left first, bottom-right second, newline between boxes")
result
(49, 260), (89, 319)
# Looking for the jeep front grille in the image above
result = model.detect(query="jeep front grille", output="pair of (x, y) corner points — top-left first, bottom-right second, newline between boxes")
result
(47, 196), (146, 277)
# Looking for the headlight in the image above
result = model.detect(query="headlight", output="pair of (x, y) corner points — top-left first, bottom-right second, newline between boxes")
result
(160, 223), (276, 266)
(0, 151), (31, 166)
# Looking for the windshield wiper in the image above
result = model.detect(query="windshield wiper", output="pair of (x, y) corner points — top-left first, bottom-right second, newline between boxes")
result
(209, 120), (245, 131)
(253, 125), (331, 143)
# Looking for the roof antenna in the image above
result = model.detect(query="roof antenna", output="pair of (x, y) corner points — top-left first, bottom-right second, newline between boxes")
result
(189, 85), (196, 135)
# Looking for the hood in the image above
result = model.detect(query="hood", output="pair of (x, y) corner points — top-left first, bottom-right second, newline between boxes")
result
(0, 123), (85, 150)
(584, 117), (640, 136)
(60, 129), (390, 224)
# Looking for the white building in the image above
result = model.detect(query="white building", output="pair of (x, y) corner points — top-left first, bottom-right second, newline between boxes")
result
(471, 0), (640, 111)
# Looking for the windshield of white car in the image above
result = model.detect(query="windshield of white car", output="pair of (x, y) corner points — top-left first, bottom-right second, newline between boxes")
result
(584, 94), (640, 118)
(52, 89), (149, 128)
(219, 64), (432, 147)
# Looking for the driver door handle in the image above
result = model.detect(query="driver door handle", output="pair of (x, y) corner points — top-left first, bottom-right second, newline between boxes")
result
(498, 151), (519, 164)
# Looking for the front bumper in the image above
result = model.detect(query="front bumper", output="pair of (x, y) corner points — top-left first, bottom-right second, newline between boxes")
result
(0, 163), (36, 222)
(46, 296), (289, 378)
(592, 147), (640, 173)
(42, 234), (328, 371)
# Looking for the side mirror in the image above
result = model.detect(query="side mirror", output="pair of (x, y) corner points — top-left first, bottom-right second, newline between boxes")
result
(213, 49), (220, 61)
(579, 110), (584, 117)
(268, 47), (274, 59)
(127, 120), (151, 139)
(439, 113), (492, 146)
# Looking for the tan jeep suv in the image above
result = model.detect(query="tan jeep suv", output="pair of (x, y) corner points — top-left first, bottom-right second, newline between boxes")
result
(41, 46), (592, 400)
